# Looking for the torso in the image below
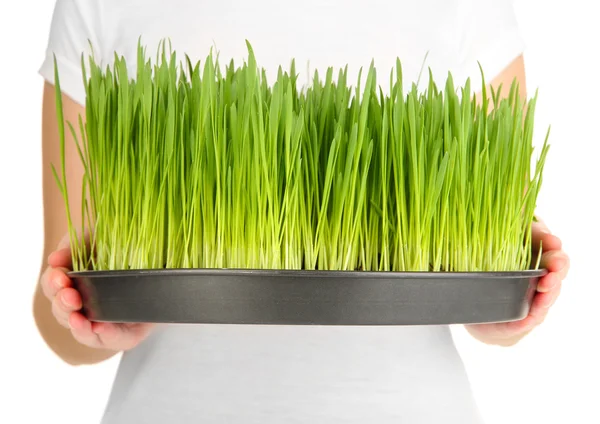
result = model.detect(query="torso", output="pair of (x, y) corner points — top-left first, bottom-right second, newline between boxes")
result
(102, 325), (483, 423)
(56, 1), (503, 421)
(95, 0), (475, 94)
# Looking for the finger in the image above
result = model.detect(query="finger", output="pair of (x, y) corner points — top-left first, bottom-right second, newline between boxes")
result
(491, 313), (537, 336)
(47, 233), (75, 268)
(48, 231), (93, 269)
(528, 282), (562, 324)
(540, 251), (570, 277)
(69, 312), (102, 348)
(506, 314), (538, 334)
(531, 221), (562, 253)
(527, 299), (549, 326)
(51, 288), (82, 328)
(48, 247), (74, 269)
(91, 323), (130, 350)
(56, 232), (72, 249)
(41, 267), (72, 300)
(93, 322), (153, 351)
(536, 272), (560, 293)
(535, 284), (562, 308)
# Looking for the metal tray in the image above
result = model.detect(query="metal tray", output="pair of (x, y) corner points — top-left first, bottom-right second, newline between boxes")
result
(69, 268), (545, 325)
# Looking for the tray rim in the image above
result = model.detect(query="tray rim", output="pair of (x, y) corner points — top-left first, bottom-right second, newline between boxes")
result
(69, 268), (547, 280)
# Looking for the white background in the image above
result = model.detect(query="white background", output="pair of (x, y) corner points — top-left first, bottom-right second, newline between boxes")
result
(0, 1), (598, 423)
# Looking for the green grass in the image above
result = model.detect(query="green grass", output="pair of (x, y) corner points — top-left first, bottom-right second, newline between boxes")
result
(53, 41), (549, 273)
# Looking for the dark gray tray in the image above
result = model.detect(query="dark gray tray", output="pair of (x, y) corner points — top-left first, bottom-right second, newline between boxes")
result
(69, 268), (545, 325)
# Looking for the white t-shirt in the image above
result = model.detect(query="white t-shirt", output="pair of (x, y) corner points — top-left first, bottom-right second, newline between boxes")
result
(41, 0), (525, 106)
(39, 1), (525, 423)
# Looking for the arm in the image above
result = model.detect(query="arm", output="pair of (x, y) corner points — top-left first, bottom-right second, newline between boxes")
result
(34, 82), (117, 365)
(34, 83), (152, 365)
(466, 55), (570, 346)
(476, 54), (527, 104)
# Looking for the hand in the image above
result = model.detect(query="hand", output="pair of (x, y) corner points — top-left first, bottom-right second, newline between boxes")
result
(40, 233), (154, 352)
(465, 218), (570, 346)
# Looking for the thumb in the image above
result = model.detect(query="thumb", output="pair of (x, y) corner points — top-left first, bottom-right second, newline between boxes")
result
(57, 232), (72, 250)
(533, 215), (550, 233)
(57, 229), (92, 250)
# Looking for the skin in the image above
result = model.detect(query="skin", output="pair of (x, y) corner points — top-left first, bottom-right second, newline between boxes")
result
(34, 54), (570, 366)
(34, 82), (153, 365)
(466, 55), (570, 346)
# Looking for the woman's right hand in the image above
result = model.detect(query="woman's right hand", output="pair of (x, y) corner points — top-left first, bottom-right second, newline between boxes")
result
(40, 233), (154, 352)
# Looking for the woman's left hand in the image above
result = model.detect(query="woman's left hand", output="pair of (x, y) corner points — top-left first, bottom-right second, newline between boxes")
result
(465, 218), (570, 346)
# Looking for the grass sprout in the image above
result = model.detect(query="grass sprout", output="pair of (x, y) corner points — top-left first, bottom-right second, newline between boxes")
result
(53, 41), (549, 272)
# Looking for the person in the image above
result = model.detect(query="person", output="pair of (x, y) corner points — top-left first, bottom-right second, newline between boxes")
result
(35, 1), (570, 423)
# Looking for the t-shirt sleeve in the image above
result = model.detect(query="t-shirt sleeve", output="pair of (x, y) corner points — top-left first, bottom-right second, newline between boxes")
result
(457, 0), (526, 90)
(39, 0), (103, 106)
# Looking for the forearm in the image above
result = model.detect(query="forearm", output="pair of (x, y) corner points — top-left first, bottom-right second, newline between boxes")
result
(466, 54), (529, 346)
(34, 83), (118, 365)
